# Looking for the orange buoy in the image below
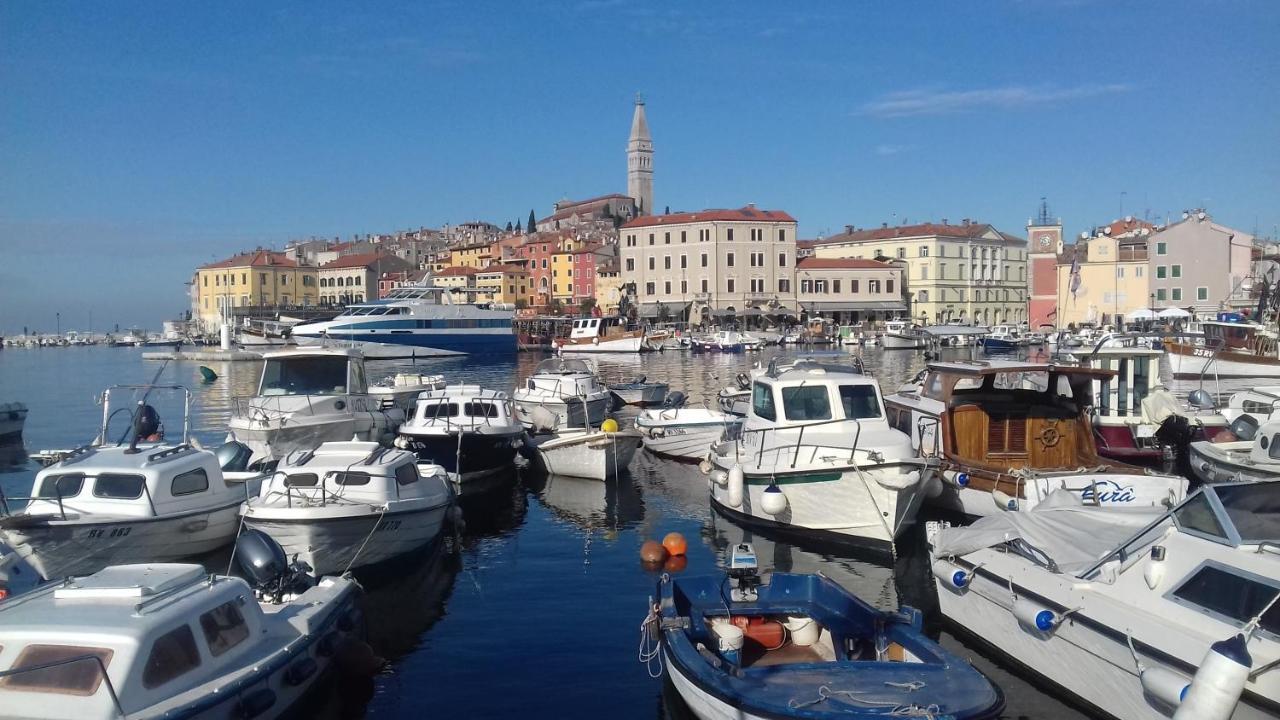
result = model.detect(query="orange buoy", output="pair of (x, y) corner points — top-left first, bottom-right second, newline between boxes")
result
(640, 540), (669, 563)
(662, 532), (688, 557)
(663, 554), (688, 573)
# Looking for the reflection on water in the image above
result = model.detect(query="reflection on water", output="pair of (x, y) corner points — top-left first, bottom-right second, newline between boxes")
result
(1, 344), (1095, 718)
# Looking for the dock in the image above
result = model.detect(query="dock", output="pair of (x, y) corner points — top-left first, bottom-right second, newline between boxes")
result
(142, 349), (263, 361)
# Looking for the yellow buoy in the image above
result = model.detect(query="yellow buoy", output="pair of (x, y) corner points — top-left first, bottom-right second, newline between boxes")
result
(601, 418), (619, 433)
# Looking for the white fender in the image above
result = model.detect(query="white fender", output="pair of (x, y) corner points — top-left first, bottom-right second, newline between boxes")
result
(698, 458), (713, 475)
(711, 469), (728, 487)
(760, 483), (787, 515)
(992, 489), (1019, 511)
(1174, 634), (1252, 720)
(1140, 666), (1191, 709)
(727, 464), (744, 508)
(931, 559), (970, 591)
(1012, 597), (1060, 634)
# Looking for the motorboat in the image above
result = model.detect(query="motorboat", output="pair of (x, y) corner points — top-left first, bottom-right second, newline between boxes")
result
(1188, 417), (1280, 484)
(227, 348), (419, 465)
(976, 324), (1022, 352)
(691, 330), (747, 353)
(0, 386), (262, 581)
(118, 328), (146, 347)
(884, 361), (1189, 518)
(367, 371), (446, 407)
(0, 402), (27, 445)
(512, 357), (611, 432)
(635, 400), (742, 462)
(555, 317), (645, 353)
(705, 360), (929, 556)
(241, 441), (454, 575)
(1221, 385), (1280, 426)
(0, 548), (363, 720)
(928, 482), (1280, 720)
(645, 544), (1005, 720)
(394, 385), (524, 483)
(527, 425), (643, 481)
(1166, 318), (1280, 378)
(607, 376), (669, 407)
(290, 284), (516, 358)
(236, 317), (297, 348)
(880, 321), (926, 350)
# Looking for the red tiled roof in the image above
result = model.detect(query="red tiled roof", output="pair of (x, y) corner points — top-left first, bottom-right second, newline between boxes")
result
(435, 266), (479, 277)
(477, 263), (528, 275)
(622, 206), (796, 229)
(797, 257), (897, 270)
(320, 252), (398, 270)
(201, 250), (302, 270)
(1099, 217), (1156, 238)
(816, 222), (998, 244)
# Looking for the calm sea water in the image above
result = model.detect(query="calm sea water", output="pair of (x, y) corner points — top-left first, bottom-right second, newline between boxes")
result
(0, 344), (1095, 719)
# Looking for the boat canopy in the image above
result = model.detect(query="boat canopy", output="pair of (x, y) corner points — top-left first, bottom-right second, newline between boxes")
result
(533, 358), (595, 375)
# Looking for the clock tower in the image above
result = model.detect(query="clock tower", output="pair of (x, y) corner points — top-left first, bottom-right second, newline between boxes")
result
(1027, 198), (1063, 329)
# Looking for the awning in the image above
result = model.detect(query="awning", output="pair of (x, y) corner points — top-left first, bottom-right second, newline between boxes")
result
(638, 302), (691, 318)
(801, 301), (907, 312)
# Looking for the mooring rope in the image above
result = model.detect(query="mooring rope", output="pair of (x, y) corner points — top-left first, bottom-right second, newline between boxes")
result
(786, 683), (940, 717)
(342, 504), (390, 576)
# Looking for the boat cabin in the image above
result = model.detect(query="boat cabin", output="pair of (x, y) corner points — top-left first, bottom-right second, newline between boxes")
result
(525, 358), (601, 396)
(0, 564), (268, 717)
(257, 441), (428, 507)
(258, 348), (368, 397)
(1200, 319), (1277, 354)
(406, 386), (515, 429)
(568, 317), (611, 340)
(741, 361), (895, 454)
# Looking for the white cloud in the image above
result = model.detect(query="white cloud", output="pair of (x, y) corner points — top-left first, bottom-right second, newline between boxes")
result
(859, 83), (1131, 118)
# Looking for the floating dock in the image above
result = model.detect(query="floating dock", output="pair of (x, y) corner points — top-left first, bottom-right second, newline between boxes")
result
(142, 350), (263, 361)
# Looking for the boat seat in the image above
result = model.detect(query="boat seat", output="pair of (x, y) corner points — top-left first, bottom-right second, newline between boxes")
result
(216, 441), (253, 472)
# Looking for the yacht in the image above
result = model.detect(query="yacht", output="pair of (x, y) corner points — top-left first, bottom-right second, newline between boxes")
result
(884, 361), (1189, 517)
(0, 386), (263, 581)
(928, 482), (1280, 720)
(241, 441), (453, 575)
(394, 385), (524, 484)
(555, 317), (645, 353)
(880, 320), (926, 349)
(1166, 317), (1280, 378)
(227, 348), (425, 465)
(977, 324), (1023, 351)
(289, 284), (515, 358)
(704, 360), (929, 556)
(0, 557), (362, 719)
(512, 357), (611, 432)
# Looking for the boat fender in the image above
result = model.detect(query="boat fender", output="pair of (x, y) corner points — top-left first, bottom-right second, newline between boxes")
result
(727, 465), (745, 508)
(931, 559), (973, 592)
(1140, 666), (1191, 709)
(760, 483), (787, 515)
(284, 657), (319, 687)
(947, 471), (970, 487)
(1012, 597), (1061, 634)
(711, 469), (728, 487)
(923, 473), (945, 499)
(593, 337), (599, 345)
(1173, 634), (1252, 720)
(699, 458), (713, 475)
(992, 489), (1019, 511)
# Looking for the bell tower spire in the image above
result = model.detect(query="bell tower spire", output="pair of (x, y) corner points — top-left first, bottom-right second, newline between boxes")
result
(627, 94), (654, 216)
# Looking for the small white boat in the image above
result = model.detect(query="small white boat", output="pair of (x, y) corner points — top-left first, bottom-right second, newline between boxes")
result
(0, 552), (364, 720)
(928, 482), (1280, 720)
(0, 386), (263, 581)
(1188, 417), (1280, 484)
(529, 427), (642, 480)
(607, 376), (669, 407)
(880, 320), (926, 349)
(394, 385), (524, 484)
(242, 441), (453, 575)
(513, 358), (612, 432)
(635, 404), (741, 461)
(0, 402), (27, 445)
(555, 317), (645, 353)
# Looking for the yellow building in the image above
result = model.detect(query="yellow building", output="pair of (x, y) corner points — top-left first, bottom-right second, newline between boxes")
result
(195, 251), (318, 331)
(449, 242), (494, 270)
(550, 249), (575, 303)
(595, 262), (624, 314)
(1055, 220), (1153, 327)
(432, 265), (478, 289)
(475, 264), (530, 305)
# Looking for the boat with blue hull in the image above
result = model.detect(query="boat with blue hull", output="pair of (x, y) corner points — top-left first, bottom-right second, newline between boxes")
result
(290, 286), (515, 358)
(645, 549), (1004, 720)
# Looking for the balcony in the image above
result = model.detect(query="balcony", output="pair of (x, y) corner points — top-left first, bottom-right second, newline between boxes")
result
(693, 292), (712, 302)
(744, 292), (774, 302)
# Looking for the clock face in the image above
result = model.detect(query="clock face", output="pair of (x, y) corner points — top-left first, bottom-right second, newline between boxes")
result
(1038, 234), (1053, 249)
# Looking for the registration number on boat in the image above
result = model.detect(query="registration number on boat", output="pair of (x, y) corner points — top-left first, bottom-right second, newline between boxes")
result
(86, 526), (132, 539)
(1191, 348), (1215, 358)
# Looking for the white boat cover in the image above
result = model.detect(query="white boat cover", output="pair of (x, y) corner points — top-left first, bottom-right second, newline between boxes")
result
(934, 491), (1167, 575)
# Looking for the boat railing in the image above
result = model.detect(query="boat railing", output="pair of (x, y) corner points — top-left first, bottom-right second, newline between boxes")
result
(0, 653), (125, 716)
(98, 385), (192, 446)
(231, 393), (359, 419)
(1194, 335), (1226, 399)
(736, 416), (878, 470)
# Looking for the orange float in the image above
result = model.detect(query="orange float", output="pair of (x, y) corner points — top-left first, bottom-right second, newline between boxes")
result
(662, 532), (688, 556)
(640, 539), (669, 563)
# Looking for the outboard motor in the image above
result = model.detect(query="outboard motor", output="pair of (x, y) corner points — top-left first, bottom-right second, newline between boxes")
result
(662, 391), (688, 409)
(1228, 414), (1260, 442)
(1188, 389), (1216, 411)
(234, 529), (314, 602)
(735, 372), (751, 391)
(215, 441), (253, 472)
(1154, 415), (1196, 478)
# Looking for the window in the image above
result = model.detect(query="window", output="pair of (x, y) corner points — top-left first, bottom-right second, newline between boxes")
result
(143, 624), (201, 689)
(851, 279), (859, 293)
(833, 279), (842, 293)
(464, 402), (498, 417)
(800, 279), (812, 293)
(778, 229), (786, 242)
(1157, 289), (1167, 301)
(897, 247), (906, 259)
(701, 253), (708, 267)
(727, 229), (734, 241)
(333, 471), (371, 486)
(284, 473), (318, 487)
(1117, 267), (1125, 278)
(681, 231), (686, 243)
(1197, 287), (1209, 301)
(664, 232), (670, 244)
(664, 256), (671, 270)
(646, 282), (656, 295)
(778, 279), (790, 293)
(726, 278), (735, 293)
(1136, 267), (1144, 278)
(93, 474), (146, 499)
(919, 247), (929, 257)
(680, 255), (687, 269)
(0, 645), (114, 696)
(726, 252), (735, 267)
(200, 601), (250, 657)
(680, 280), (687, 294)
(701, 279), (708, 292)
(918, 290), (929, 303)
(664, 281), (671, 294)
(38, 473), (84, 498)
(172, 469), (208, 496)
(1172, 288), (1183, 301)
(395, 463), (419, 486)
(1170, 564), (1280, 636)
(920, 266), (929, 280)
(1172, 265), (1182, 278)
(782, 385), (832, 421)
(648, 258), (655, 271)
(648, 233), (654, 245)
(814, 279), (827, 294)
(779, 253), (787, 267)
(1157, 266), (1167, 279)
(751, 382), (776, 421)
(839, 385), (882, 419)
(869, 280), (881, 293)
(1156, 241), (1167, 255)
(625, 259), (634, 272)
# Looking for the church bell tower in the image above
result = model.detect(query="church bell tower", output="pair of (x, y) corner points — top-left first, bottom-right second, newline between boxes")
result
(627, 94), (654, 216)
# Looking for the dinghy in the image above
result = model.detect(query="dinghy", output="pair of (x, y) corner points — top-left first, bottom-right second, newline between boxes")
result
(608, 377), (669, 407)
(528, 423), (642, 481)
(635, 401), (741, 462)
(643, 543), (1005, 720)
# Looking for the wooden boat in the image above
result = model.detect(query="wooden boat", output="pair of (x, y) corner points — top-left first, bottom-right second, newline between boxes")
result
(555, 317), (645, 353)
(883, 361), (1188, 518)
(1166, 319), (1280, 378)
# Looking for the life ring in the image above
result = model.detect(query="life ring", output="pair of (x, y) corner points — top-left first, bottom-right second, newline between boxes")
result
(1039, 422), (1061, 447)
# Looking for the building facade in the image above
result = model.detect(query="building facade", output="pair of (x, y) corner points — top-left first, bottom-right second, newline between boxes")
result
(1026, 201), (1063, 329)
(475, 265), (530, 305)
(813, 220), (1027, 326)
(1054, 218), (1154, 327)
(450, 242), (494, 270)
(620, 206), (798, 323)
(194, 251), (318, 331)
(536, 194), (636, 233)
(794, 258), (907, 323)
(318, 253), (413, 305)
(1147, 210), (1255, 315)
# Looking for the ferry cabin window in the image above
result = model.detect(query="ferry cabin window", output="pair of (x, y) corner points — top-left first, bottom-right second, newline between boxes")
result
(0, 644), (114, 696)
(92, 473), (146, 500)
(1170, 564), (1280, 636)
(260, 356), (348, 396)
(839, 385), (882, 419)
(37, 473), (84, 498)
(172, 468), (209, 496)
(284, 472), (319, 487)
(752, 383), (776, 421)
(142, 624), (201, 689)
(782, 386), (832, 421)
(463, 401), (499, 418)
(333, 471), (371, 486)
(199, 601), (250, 657)
(395, 463), (419, 486)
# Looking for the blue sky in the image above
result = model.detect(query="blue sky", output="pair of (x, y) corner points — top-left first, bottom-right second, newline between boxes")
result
(2, 1), (1277, 333)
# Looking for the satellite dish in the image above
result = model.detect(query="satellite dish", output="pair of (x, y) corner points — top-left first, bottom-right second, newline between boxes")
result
(1103, 227), (1112, 235)
(1080, 232), (1089, 240)
(1197, 211), (1207, 220)
(1125, 215), (1133, 223)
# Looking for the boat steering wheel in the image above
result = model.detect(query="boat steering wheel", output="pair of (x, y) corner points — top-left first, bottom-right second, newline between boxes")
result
(1039, 420), (1062, 448)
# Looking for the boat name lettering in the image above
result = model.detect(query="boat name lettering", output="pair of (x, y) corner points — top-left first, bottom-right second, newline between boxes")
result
(1079, 480), (1136, 503)
(1192, 348), (1214, 358)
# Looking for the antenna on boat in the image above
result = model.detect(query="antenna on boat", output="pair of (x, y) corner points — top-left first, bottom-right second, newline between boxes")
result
(122, 359), (171, 454)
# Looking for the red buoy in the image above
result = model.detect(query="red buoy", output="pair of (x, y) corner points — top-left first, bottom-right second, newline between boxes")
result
(662, 532), (688, 557)
(640, 540), (669, 563)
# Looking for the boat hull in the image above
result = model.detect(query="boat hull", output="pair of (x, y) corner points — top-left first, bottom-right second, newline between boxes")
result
(533, 432), (641, 480)
(244, 502), (450, 575)
(513, 394), (610, 431)
(1166, 340), (1280, 378)
(639, 424), (727, 461)
(398, 429), (522, 481)
(557, 333), (645, 353)
(881, 333), (924, 349)
(228, 410), (401, 463)
(929, 469), (1187, 518)
(1188, 440), (1280, 484)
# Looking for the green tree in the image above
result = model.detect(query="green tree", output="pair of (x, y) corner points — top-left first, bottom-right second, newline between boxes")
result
(515, 218), (522, 233)
(657, 303), (671, 323)
(505, 221), (513, 232)
(548, 298), (564, 315)
(514, 298), (528, 310)
(528, 209), (537, 233)
(579, 297), (597, 316)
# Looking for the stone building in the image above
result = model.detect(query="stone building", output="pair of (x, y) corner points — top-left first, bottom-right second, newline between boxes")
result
(1146, 210), (1255, 315)
(627, 96), (654, 216)
(317, 252), (413, 306)
(794, 258), (907, 323)
(1053, 217), (1155, 327)
(194, 250), (318, 331)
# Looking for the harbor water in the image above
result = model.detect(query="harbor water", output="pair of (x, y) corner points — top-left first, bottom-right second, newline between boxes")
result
(0, 345), (1100, 718)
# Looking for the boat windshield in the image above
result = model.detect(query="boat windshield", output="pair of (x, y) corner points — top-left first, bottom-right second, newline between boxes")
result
(534, 358), (593, 375)
(1175, 483), (1280, 546)
(336, 305), (405, 317)
(260, 356), (349, 395)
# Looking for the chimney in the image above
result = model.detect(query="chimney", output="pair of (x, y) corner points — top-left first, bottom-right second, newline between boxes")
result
(941, 218), (948, 225)
(844, 224), (854, 234)
(881, 222), (889, 229)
